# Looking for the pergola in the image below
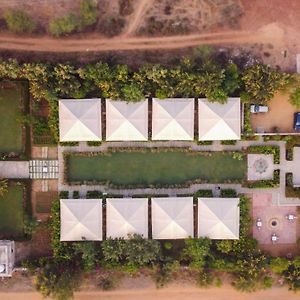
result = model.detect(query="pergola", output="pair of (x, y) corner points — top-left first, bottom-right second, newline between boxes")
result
(60, 199), (103, 241)
(152, 98), (194, 140)
(198, 197), (240, 239)
(198, 98), (241, 141)
(151, 197), (194, 239)
(106, 99), (148, 141)
(106, 198), (148, 238)
(59, 99), (102, 142)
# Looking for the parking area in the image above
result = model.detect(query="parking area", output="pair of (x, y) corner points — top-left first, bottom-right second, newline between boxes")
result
(250, 93), (299, 133)
(252, 193), (298, 247)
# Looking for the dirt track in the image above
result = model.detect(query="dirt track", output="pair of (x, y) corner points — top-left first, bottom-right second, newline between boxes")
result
(1, 285), (300, 300)
(0, 23), (286, 53)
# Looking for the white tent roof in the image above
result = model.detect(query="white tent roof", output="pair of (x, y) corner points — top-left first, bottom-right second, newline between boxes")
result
(152, 197), (193, 239)
(106, 198), (148, 239)
(60, 199), (102, 241)
(152, 98), (194, 140)
(106, 100), (148, 141)
(59, 99), (102, 142)
(198, 198), (240, 239)
(198, 98), (241, 141)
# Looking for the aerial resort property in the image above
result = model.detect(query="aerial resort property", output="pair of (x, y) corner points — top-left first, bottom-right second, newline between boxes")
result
(1, 1), (300, 298)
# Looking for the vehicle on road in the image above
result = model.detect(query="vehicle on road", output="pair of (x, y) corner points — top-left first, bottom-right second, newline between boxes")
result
(294, 112), (300, 130)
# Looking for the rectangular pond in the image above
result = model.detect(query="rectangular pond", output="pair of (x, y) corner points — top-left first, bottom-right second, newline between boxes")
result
(65, 150), (246, 187)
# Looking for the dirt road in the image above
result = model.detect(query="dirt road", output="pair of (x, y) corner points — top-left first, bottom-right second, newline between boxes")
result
(0, 285), (300, 300)
(0, 23), (286, 53)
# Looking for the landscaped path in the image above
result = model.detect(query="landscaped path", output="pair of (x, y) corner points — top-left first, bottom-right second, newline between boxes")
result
(0, 161), (29, 178)
(58, 138), (300, 205)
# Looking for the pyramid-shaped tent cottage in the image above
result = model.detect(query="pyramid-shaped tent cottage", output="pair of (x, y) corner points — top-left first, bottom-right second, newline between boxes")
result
(60, 199), (103, 241)
(151, 197), (194, 239)
(198, 98), (241, 141)
(152, 98), (194, 140)
(198, 197), (240, 239)
(106, 99), (148, 141)
(59, 99), (102, 142)
(106, 198), (148, 238)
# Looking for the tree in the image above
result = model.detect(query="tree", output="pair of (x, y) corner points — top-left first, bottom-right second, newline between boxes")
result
(4, 9), (36, 34)
(101, 234), (160, 268)
(242, 64), (292, 104)
(0, 179), (8, 197)
(34, 258), (81, 300)
(73, 242), (99, 271)
(49, 13), (79, 37)
(79, 0), (98, 28)
(182, 237), (211, 270)
(289, 87), (300, 109)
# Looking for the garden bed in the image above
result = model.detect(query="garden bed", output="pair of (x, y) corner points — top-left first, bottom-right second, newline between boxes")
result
(0, 181), (30, 238)
(64, 149), (246, 188)
(0, 81), (30, 158)
(247, 145), (280, 164)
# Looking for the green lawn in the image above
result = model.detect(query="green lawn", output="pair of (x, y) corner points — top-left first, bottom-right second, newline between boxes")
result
(66, 150), (246, 187)
(0, 82), (25, 153)
(0, 185), (24, 237)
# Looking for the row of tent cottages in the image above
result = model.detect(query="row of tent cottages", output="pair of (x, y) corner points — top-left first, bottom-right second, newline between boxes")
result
(59, 98), (241, 142)
(60, 197), (240, 241)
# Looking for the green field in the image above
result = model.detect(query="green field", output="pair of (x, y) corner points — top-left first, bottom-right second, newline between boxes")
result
(0, 185), (24, 237)
(66, 150), (246, 187)
(0, 82), (25, 153)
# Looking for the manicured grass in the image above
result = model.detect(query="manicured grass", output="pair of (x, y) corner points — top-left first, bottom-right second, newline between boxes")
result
(66, 150), (246, 187)
(0, 185), (24, 237)
(0, 82), (25, 153)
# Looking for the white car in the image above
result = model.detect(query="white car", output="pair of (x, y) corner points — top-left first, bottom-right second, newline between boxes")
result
(250, 105), (269, 113)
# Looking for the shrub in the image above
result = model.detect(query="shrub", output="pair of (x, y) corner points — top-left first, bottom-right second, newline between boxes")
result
(195, 189), (213, 198)
(49, 13), (79, 37)
(221, 189), (237, 198)
(59, 191), (69, 199)
(98, 274), (117, 291)
(153, 258), (180, 288)
(221, 140), (237, 145)
(73, 242), (98, 271)
(197, 270), (214, 288)
(73, 191), (80, 199)
(263, 276), (273, 289)
(283, 263), (300, 291)
(289, 87), (300, 109)
(269, 257), (290, 274)
(4, 9), (36, 33)
(86, 190), (102, 199)
(87, 141), (102, 147)
(59, 142), (79, 146)
(102, 234), (161, 269)
(182, 237), (211, 270)
(79, 0), (98, 28)
(247, 145), (280, 164)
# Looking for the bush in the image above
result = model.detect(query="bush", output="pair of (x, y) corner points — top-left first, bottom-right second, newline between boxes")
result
(102, 234), (161, 269)
(153, 258), (180, 288)
(247, 145), (280, 164)
(220, 189), (237, 198)
(4, 9), (36, 33)
(73, 191), (80, 199)
(195, 189), (213, 198)
(59, 191), (69, 199)
(246, 170), (280, 188)
(87, 141), (102, 147)
(182, 238), (211, 270)
(79, 0), (98, 28)
(49, 13), (79, 37)
(86, 190), (102, 199)
(59, 142), (79, 146)
(269, 257), (290, 274)
(197, 270), (214, 288)
(98, 274), (117, 291)
(221, 140), (237, 145)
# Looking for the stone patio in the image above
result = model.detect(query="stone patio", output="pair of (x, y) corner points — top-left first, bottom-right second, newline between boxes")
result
(247, 154), (274, 181)
(252, 193), (297, 245)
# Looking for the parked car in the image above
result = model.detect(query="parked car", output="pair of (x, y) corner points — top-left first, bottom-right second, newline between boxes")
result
(250, 104), (269, 113)
(294, 112), (300, 131)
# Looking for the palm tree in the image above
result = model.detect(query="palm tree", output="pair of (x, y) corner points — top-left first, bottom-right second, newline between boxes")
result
(0, 179), (8, 197)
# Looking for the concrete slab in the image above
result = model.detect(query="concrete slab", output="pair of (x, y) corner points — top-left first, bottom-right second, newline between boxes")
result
(0, 161), (29, 178)
(247, 154), (274, 181)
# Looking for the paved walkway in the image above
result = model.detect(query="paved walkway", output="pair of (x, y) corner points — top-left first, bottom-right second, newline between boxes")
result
(0, 161), (29, 178)
(57, 139), (300, 206)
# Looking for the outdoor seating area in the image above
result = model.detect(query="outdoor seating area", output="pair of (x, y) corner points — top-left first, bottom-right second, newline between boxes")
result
(60, 197), (240, 241)
(252, 193), (298, 245)
(58, 98), (241, 142)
